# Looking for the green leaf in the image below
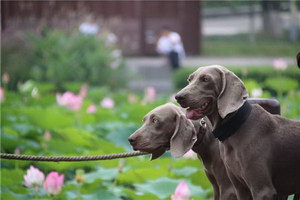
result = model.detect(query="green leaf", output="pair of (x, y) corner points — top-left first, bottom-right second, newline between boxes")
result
(122, 188), (158, 200)
(243, 79), (261, 94)
(12, 123), (40, 136)
(264, 77), (298, 94)
(55, 127), (96, 147)
(1, 127), (41, 152)
(84, 167), (118, 183)
(1, 169), (24, 187)
(118, 167), (169, 183)
(0, 192), (32, 200)
(82, 189), (122, 200)
(106, 123), (139, 151)
(47, 139), (80, 154)
(19, 107), (74, 129)
(171, 166), (199, 176)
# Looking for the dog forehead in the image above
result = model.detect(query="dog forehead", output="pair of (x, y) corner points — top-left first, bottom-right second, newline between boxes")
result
(193, 65), (226, 77)
(147, 103), (178, 119)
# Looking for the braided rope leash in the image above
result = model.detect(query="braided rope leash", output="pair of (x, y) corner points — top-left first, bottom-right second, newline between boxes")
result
(0, 151), (149, 162)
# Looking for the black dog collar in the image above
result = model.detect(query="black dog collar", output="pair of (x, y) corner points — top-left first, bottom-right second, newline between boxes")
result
(213, 101), (252, 142)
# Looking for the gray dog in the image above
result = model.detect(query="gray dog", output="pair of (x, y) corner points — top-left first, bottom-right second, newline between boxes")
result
(128, 98), (282, 200)
(128, 103), (237, 199)
(175, 65), (300, 199)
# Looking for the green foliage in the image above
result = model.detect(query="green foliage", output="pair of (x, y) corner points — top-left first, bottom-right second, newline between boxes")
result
(173, 66), (300, 96)
(264, 77), (298, 95)
(1, 30), (129, 91)
(1, 34), (33, 90)
(1, 86), (212, 199)
(229, 66), (300, 84)
(173, 67), (192, 90)
(203, 34), (300, 56)
(133, 177), (208, 199)
(243, 79), (261, 92)
(202, 1), (261, 9)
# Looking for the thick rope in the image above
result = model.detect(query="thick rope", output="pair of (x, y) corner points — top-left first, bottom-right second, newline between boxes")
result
(0, 151), (149, 162)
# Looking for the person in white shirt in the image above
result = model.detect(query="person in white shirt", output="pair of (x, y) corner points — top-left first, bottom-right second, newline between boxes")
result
(156, 26), (185, 70)
(79, 15), (100, 35)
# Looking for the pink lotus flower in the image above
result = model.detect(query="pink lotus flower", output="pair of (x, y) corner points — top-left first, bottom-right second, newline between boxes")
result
(24, 166), (45, 188)
(56, 91), (83, 111)
(171, 182), (190, 200)
(44, 172), (64, 195)
(79, 84), (88, 98)
(0, 87), (4, 103)
(14, 148), (21, 154)
(251, 88), (263, 98)
(87, 104), (97, 113)
(273, 58), (287, 70)
(128, 94), (138, 103)
(101, 97), (115, 109)
(44, 130), (51, 141)
(2, 72), (10, 84)
(144, 87), (156, 102)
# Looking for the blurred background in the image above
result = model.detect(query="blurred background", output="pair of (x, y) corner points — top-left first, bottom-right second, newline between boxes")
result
(1, 1), (300, 200)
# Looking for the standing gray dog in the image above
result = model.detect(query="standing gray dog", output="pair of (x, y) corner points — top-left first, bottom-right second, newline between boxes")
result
(128, 98), (282, 200)
(175, 65), (300, 199)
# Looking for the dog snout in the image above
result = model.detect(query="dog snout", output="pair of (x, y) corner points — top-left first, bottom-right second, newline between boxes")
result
(175, 93), (186, 102)
(128, 136), (135, 145)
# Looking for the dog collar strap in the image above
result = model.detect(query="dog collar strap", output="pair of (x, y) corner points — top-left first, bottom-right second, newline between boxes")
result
(213, 101), (252, 142)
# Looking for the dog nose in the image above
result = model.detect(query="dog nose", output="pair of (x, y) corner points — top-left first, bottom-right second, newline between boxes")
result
(175, 94), (185, 102)
(128, 137), (135, 145)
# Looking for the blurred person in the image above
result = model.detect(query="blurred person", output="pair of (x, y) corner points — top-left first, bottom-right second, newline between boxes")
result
(297, 52), (300, 68)
(156, 26), (185, 70)
(101, 26), (118, 46)
(79, 15), (99, 35)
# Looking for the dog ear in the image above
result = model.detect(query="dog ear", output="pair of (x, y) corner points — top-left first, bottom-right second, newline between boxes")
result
(170, 114), (197, 158)
(217, 67), (248, 118)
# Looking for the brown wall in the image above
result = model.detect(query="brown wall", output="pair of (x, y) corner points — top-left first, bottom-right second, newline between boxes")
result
(1, 1), (201, 55)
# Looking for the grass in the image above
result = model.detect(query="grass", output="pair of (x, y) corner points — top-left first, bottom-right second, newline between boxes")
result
(202, 34), (300, 57)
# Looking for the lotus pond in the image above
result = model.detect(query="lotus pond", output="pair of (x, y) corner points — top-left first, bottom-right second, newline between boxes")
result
(1, 79), (299, 200)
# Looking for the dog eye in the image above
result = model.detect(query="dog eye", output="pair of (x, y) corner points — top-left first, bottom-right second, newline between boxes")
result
(201, 76), (209, 82)
(152, 118), (158, 123)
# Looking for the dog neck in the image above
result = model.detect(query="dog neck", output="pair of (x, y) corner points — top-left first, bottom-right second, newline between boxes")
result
(192, 120), (221, 167)
(207, 112), (222, 131)
(211, 101), (252, 142)
(192, 119), (214, 151)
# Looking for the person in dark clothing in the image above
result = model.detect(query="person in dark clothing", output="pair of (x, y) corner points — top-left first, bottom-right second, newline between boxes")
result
(297, 52), (300, 68)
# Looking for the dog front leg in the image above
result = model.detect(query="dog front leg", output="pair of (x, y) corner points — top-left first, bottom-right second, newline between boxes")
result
(219, 186), (238, 200)
(250, 188), (278, 200)
(205, 172), (220, 200)
(245, 167), (277, 200)
(226, 171), (252, 200)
